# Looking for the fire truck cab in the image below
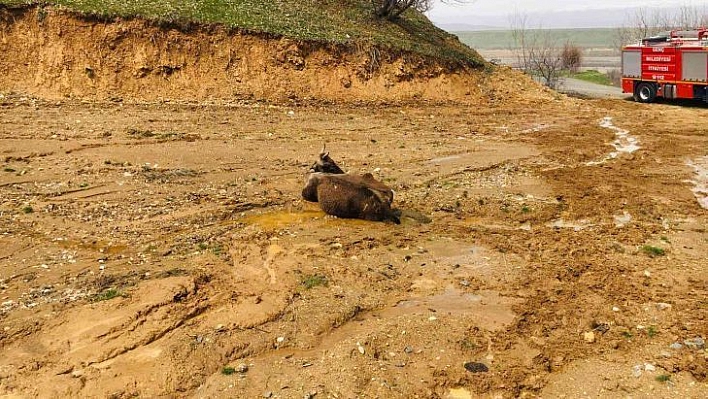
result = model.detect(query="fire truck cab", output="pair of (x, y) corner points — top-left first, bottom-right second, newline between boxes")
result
(622, 28), (708, 103)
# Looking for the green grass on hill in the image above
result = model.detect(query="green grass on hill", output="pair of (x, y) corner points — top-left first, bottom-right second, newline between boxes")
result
(0, 0), (484, 65)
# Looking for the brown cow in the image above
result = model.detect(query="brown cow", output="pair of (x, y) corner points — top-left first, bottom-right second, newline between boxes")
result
(302, 146), (399, 224)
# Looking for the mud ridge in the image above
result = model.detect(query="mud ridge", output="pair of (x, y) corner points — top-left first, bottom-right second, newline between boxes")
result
(0, 6), (545, 104)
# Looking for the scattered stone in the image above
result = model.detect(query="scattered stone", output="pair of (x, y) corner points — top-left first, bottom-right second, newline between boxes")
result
(656, 302), (672, 311)
(236, 363), (249, 373)
(263, 391), (273, 398)
(71, 370), (83, 378)
(684, 337), (705, 350)
(669, 342), (684, 350)
(643, 270), (651, 277)
(593, 323), (610, 334)
(447, 387), (473, 399)
(632, 365), (642, 378)
(276, 336), (285, 345)
(404, 346), (414, 354)
(303, 390), (317, 399)
(356, 342), (365, 355)
(583, 331), (596, 343)
(463, 362), (489, 373)
(428, 316), (437, 321)
(612, 306), (620, 312)
(215, 324), (225, 331)
(644, 363), (656, 372)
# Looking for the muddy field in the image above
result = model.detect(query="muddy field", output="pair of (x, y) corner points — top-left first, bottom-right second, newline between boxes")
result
(0, 93), (707, 398)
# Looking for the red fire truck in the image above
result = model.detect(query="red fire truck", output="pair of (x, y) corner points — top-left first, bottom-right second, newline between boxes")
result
(622, 28), (708, 103)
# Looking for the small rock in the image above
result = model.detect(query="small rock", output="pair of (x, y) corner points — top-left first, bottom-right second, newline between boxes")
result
(583, 331), (596, 343)
(404, 346), (414, 354)
(684, 337), (705, 350)
(236, 363), (248, 373)
(644, 363), (656, 372)
(594, 323), (610, 334)
(215, 324), (225, 331)
(276, 336), (285, 344)
(632, 364), (642, 378)
(644, 270), (651, 277)
(71, 370), (83, 378)
(463, 362), (489, 373)
(263, 391), (273, 398)
(669, 342), (684, 350)
(428, 316), (437, 321)
(656, 302), (672, 311)
(612, 306), (620, 312)
(356, 342), (365, 355)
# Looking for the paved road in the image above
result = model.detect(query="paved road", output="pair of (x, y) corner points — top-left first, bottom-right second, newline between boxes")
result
(557, 77), (629, 99)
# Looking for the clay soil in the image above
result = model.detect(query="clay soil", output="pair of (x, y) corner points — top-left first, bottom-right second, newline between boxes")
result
(1, 91), (707, 399)
(1, 7), (708, 399)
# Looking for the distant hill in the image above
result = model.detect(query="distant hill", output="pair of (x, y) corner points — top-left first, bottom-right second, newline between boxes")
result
(454, 28), (618, 50)
(430, 6), (700, 30)
(437, 23), (505, 32)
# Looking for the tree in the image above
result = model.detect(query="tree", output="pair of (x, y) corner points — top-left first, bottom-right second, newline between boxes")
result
(561, 42), (582, 73)
(508, 13), (564, 89)
(375, 0), (469, 21)
(615, 5), (708, 47)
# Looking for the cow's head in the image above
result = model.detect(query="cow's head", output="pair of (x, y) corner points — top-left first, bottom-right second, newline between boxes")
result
(309, 144), (345, 174)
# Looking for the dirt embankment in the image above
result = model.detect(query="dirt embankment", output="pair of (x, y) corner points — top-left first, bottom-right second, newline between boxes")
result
(0, 6), (546, 104)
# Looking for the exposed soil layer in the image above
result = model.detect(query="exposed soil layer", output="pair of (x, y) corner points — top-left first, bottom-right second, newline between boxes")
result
(0, 6), (543, 104)
(0, 94), (706, 398)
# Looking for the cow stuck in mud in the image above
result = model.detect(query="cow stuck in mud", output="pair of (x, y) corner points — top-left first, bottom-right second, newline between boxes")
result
(302, 146), (400, 224)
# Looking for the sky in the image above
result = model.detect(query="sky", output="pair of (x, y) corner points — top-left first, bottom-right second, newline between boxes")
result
(426, 0), (708, 28)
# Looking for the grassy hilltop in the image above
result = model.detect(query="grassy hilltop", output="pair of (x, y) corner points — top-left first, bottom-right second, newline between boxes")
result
(0, 0), (484, 65)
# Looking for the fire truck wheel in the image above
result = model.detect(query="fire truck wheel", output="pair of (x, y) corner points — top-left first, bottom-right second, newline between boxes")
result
(634, 82), (657, 103)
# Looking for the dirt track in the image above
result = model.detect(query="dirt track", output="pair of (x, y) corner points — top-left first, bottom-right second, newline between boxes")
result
(0, 93), (706, 398)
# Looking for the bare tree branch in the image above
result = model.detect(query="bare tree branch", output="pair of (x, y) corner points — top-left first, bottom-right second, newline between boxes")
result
(374, 0), (473, 20)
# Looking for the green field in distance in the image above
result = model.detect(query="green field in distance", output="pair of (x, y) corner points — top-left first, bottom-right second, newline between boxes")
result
(454, 28), (621, 50)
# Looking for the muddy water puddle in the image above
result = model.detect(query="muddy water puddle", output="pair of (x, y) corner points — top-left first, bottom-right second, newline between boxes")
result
(241, 209), (380, 230)
(686, 156), (708, 209)
(386, 287), (516, 331)
(426, 142), (539, 169)
(587, 116), (640, 166)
